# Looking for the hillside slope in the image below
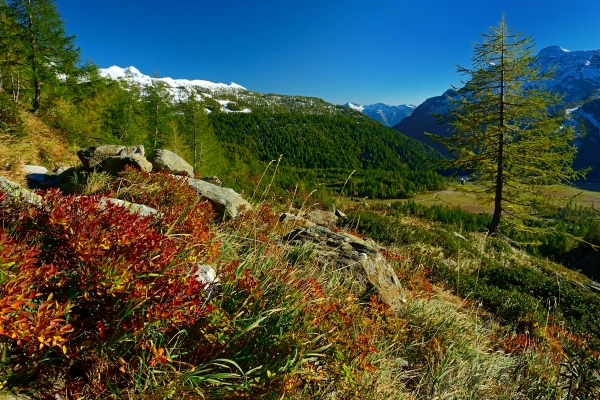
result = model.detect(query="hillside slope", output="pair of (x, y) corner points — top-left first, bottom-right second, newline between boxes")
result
(1, 165), (598, 398)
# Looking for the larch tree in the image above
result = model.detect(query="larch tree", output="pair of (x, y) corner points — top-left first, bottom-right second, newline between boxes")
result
(427, 17), (585, 237)
(5, 0), (81, 113)
(0, 0), (27, 101)
(144, 73), (173, 149)
(176, 87), (202, 168)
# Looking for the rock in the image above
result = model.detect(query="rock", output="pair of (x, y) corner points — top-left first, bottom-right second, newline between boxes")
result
(98, 198), (158, 217)
(280, 212), (298, 223)
(77, 145), (145, 171)
(279, 212), (316, 227)
(102, 154), (153, 176)
(23, 164), (47, 181)
(194, 264), (220, 300)
(187, 178), (251, 219)
(55, 166), (77, 183)
(306, 210), (338, 228)
(23, 165), (53, 189)
(282, 226), (406, 314)
(147, 149), (194, 177)
(0, 176), (41, 204)
(333, 205), (347, 219)
(200, 175), (222, 187)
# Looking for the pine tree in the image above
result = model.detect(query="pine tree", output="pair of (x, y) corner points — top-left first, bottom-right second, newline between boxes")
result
(5, 0), (82, 113)
(427, 17), (585, 237)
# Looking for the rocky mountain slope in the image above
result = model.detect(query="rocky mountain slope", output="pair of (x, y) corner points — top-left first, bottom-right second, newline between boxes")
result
(343, 102), (415, 127)
(394, 46), (600, 179)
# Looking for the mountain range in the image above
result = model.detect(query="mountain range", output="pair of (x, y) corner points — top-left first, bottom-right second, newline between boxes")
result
(394, 46), (600, 181)
(98, 65), (444, 199)
(343, 102), (415, 127)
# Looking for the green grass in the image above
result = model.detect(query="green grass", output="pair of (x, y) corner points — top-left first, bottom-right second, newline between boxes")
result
(344, 183), (600, 214)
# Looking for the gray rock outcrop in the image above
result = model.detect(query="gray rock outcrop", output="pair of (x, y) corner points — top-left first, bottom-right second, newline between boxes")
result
(187, 178), (251, 219)
(0, 176), (41, 204)
(102, 154), (153, 175)
(279, 212), (316, 227)
(200, 175), (222, 187)
(98, 198), (158, 217)
(282, 226), (406, 314)
(77, 145), (145, 171)
(147, 149), (194, 177)
(305, 210), (338, 228)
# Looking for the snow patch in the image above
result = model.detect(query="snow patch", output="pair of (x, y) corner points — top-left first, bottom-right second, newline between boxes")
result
(100, 66), (247, 91)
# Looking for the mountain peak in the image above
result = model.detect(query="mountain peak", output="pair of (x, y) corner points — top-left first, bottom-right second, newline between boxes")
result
(538, 45), (571, 56)
(99, 66), (247, 91)
(343, 102), (415, 127)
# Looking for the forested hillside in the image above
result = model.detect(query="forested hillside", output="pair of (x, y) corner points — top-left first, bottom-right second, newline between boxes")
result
(23, 65), (446, 200)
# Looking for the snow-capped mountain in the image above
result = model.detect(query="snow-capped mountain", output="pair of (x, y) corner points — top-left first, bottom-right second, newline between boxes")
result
(536, 46), (600, 103)
(344, 102), (415, 127)
(100, 66), (246, 92)
(396, 46), (600, 140)
(99, 66), (254, 113)
(99, 66), (346, 115)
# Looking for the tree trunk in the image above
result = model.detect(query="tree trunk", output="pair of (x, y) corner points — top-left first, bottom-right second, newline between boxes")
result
(193, 110), (197, 168)
(488, 28), (506, 236)
(27, 1), (40, 113)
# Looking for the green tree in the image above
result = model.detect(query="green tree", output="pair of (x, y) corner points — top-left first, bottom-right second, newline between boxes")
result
(0, 0), (27, 101)
(5, 0), (82, 113)
(427, 17), (585, 237)
(144, 73), (173, 149)
(101, 71), (144, 144)
(177, 87), (221, 173)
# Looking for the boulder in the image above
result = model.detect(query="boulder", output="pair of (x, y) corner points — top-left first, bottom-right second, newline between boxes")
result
(282, 226), (406, 314)
(305, 210), (338, 228)
(200, 175), (222, 187)
(98, 198), (157, 218)
(55, 166), (77, 184)
(147, 149), (194, 177)
(102, 154), (153, 176)
(23, 164), (47, 182)
(279, 212), (316, 227)
(0, 176), (41, 204)
(23, 165), (56, 189)
(187, 178), (251, 219)
(77, 145), (145, 171)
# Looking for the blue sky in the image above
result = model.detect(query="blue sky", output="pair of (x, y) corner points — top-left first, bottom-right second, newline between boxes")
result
(56, 0), (600, 106)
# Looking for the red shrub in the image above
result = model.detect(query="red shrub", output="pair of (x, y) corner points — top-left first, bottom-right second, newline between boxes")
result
(0, 229), (72, 356)
(0, 185), (218, 357)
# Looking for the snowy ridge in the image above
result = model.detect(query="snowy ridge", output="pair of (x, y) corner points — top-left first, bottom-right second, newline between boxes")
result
(100, 66), (247, 92)
(536, 46), (600, 103)
(100, 66), (250, 113)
